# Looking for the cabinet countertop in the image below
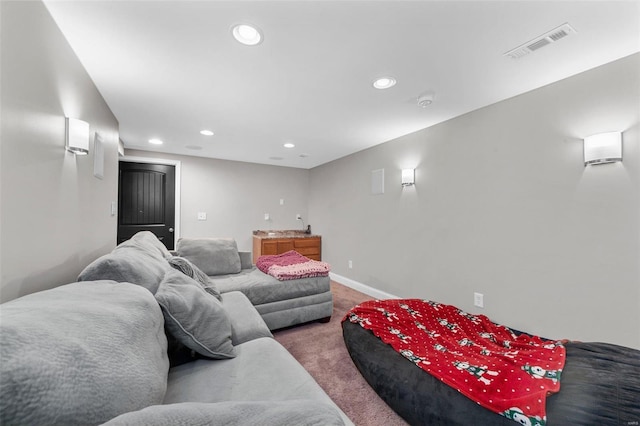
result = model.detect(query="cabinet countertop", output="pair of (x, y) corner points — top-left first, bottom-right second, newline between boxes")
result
(252, 230), (320, 239)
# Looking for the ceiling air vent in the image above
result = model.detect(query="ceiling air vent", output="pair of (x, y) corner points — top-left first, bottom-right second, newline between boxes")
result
(504, 23), (576, 59)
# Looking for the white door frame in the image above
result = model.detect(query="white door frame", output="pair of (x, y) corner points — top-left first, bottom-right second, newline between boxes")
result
(119, 155), (182, 248)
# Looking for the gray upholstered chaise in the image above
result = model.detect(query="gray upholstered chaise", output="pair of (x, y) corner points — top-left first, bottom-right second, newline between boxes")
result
(176, 237), (333, 330)
(209, 264), (333, 330)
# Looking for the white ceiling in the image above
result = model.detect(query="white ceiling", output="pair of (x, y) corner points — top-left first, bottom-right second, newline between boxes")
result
(44, 1), (640, 169)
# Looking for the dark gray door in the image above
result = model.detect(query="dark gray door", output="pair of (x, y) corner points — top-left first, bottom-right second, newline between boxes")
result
(117, 161), (175, 249)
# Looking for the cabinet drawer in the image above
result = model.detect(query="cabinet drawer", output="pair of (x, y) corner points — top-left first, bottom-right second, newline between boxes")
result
(277, 240), (294, 252)
(294, 238), (320, 248)
(296, 247), (320, 256)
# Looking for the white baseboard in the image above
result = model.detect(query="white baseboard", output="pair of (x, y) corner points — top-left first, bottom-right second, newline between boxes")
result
(329, 272), (400, 300)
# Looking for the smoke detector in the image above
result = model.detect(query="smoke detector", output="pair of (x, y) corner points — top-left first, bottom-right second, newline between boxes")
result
(505, 23), (576, 59)
(417, 93), (434, 108)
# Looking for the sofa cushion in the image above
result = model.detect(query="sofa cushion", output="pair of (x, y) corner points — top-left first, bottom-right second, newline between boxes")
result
(176, 237), (241, 276)
(164, 337), (352, 425)
(168, 256), (222, 300)
(211, 268), (331, 305)
(102, 401), (345, 426)
(220, 291), (273, 345)
(78, 232), (171, 294)
(0, 281), (169, 426)
(155, 269), (236, 359)
(165, 338), (327, 402)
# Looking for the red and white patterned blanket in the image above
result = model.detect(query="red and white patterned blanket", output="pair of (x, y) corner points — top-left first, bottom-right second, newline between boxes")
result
(256, 250), (330, 280)
(344, 299), (566, 426)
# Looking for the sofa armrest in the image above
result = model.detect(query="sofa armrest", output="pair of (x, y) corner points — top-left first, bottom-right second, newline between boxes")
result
(221, 291), (272, 345)
(239, 251), (253, 269)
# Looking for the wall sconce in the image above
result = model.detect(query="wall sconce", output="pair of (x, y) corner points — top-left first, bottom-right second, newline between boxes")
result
(584, 131), (622, 166)
(65, 117), (90, 155)
(401, 169), (415, 187)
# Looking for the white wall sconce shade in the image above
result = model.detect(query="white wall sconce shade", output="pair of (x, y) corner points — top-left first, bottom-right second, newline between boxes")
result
(584, 132), (622, 165)
(401, 168), (415, 187)
(65, 117), (90, 155)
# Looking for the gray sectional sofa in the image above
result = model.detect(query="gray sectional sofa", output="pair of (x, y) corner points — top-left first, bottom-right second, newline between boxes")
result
(79, 232), (333, 331)
(0, 232), (351, 425)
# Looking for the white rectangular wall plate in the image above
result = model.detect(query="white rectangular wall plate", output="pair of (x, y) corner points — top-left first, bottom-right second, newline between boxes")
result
(474, 292), (484, 308)
(371, 168), (384, 195)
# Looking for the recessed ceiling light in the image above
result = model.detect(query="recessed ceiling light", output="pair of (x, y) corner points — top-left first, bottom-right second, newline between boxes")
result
(232, 24), (263, 46)
(283, 143), (295, 148)
(148, 138), (163, 145)
(373, 77), (396, 89)
(200, 130), (214, 136)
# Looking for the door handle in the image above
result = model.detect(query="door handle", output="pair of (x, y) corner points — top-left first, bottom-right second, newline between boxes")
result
(169, 228), (174, 233)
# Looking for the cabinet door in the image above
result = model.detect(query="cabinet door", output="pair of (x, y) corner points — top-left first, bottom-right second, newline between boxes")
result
(262, 240), (279, 255)
(277, 240), (295, 253)
(294, 238), (321, 260)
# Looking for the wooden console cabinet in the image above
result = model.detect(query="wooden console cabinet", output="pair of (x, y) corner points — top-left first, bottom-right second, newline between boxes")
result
(252, 234), (321, 263)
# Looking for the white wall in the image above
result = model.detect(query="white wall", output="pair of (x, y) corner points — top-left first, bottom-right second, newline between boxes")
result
(124, 150), (310, 252)
(0, 1), (120, 302)
(2, 1), (637, 350)
(310, 54), (640, 349)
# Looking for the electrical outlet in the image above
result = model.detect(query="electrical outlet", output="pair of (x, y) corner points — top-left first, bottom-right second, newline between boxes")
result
(264, 213), (270, 221)
(474, 292), (484, 308)
(197, 212), (207, 221)
(348, 260), (353, 269)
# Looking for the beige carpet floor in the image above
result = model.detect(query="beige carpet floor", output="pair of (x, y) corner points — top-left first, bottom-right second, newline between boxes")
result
(273, 281), (408, 426)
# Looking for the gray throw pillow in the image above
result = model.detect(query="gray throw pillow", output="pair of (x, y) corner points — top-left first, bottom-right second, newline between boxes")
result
(176, 238), (241, 276)
(155, 269), (236, 359)
(168, 256), (222, 301)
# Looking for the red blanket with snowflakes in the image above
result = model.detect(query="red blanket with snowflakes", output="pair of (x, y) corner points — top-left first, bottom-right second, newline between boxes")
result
(344, 299), (565, 426)
(256, 250), (330, 280)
